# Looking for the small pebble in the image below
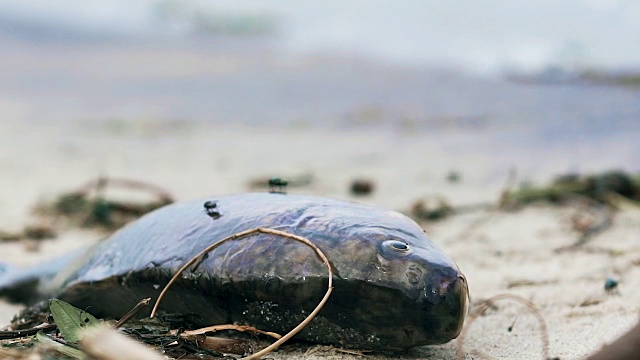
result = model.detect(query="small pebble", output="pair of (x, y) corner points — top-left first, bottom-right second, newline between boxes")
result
(446, 171), (462, 183)
(604, 278), (618, 292)
(350, 179), (374, 196)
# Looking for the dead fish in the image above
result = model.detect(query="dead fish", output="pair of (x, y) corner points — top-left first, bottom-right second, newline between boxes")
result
(0, 193), (468, 350)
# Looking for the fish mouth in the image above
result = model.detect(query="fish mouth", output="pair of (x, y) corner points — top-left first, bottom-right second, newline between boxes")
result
(433, 271), (468, 338)
(420, 267), (467, 302)
(410, 269), (469, 345)
(449, 274), (469, 337)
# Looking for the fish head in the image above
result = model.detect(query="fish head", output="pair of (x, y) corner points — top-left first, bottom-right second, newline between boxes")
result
(368, 231), (469, 347)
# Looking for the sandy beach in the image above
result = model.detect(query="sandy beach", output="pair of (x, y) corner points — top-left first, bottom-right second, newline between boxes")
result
(0, 20), (639, 358)
(1, 114), (639, 359)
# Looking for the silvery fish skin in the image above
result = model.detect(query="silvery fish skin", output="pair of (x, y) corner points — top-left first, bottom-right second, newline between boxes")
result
(7, 193), (469, 349)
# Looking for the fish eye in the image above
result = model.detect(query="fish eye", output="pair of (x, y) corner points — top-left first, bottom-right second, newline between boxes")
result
(384, 240), (410, 252)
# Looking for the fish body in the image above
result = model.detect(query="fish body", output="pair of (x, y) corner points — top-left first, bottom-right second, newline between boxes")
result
(1, 193), (468, 349)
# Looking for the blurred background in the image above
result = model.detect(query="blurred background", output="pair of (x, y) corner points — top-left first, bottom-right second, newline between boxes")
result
(1, 0), (640, 223)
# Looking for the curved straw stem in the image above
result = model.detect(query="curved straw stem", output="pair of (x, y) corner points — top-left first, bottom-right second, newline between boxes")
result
(456, 293), (549, 360)
(150, 227), (334, 360)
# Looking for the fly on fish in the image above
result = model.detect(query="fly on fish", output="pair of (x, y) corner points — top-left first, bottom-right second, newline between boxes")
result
(0, 192), (468, 350)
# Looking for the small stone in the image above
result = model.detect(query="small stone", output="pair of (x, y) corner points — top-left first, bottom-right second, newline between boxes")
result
(446, 171), (462, 183)
(350, 179), (374, 196)
(604, 278), (618, 292)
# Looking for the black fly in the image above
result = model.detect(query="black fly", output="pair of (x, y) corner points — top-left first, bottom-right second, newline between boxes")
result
(203, 200), (221, 219)
(268, 177), (288, 194)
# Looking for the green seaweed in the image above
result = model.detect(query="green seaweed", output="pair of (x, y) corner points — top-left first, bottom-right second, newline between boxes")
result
(506, 170), (640, 206)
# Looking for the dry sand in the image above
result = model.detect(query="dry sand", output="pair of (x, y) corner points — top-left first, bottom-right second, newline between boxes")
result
(0, 116), (638, 360)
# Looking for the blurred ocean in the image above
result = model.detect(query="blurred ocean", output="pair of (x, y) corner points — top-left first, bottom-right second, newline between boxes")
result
(1, 0), (640, 74)
(0, 0), (639, 171)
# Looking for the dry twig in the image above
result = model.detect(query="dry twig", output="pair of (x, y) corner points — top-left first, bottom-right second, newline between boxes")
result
(112, 298), (152, 329)
(179, 334), (251, 355)
(151, 227), (334, 360)
(0, 323), (57, 340)
(175, 324), (281, 340)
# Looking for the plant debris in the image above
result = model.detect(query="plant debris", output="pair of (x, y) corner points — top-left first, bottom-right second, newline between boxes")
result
(1, 299), (234, 360)
(409, 198), (454, 221)
(449, 170), (638, 247)
(112, 298), (151, 329)
(33, 177), (174, 231)
(579, 297), (605, 307)
(0, 177), (175, 250)
(48, 299), (100, 343)
(504, 170), (640, 207)
(0, 223), (57, 243)
(7, 300), (50, 331)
